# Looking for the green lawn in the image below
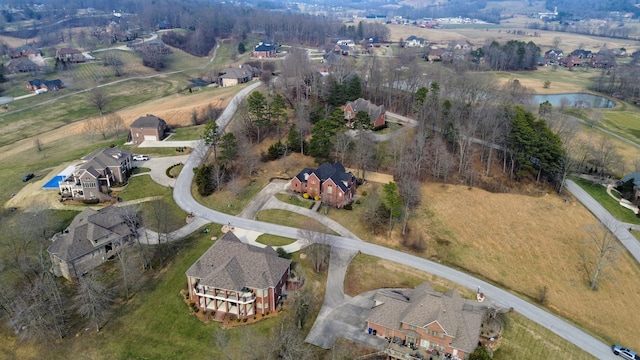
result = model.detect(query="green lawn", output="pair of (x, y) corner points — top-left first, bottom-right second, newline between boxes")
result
(494, 312), (595, 360)
(274, 193), (315, 208)
(169, 125), (205, 140)
(194, 177), (270, 215)
(256, 234), (296, 247)
(572, 177), (640, 224)
(256, 209), (325, 230)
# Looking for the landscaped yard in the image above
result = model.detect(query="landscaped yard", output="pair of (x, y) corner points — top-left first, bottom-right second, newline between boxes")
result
(256, 234), (296, 247)
(572, 177), (640, 224)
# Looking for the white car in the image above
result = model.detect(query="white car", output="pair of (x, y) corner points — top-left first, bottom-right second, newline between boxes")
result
(133, 155), (149, 161)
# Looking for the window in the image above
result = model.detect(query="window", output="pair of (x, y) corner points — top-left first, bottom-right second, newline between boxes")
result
(409, 325), (417, 330)
(327, 185), (332, 194)
(432, 330), (437, 336)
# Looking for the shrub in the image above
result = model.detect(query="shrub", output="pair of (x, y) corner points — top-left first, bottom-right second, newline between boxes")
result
(266, 311), (270, 316)
(344, 204), (353, 210)
(355, 199), (361, 205)
(314, 195), (320, 201)
(242, 318), (248, 323)
(267, 140), (287, 161)
(362, 190), (368, 196)
(237, 318), (241, 322)
(82, 198), (99, 204)
(303, 193), (309, 199)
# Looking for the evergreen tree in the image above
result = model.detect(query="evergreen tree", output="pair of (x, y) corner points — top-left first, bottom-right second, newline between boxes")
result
(203, 120), (221, 160)
(219, 132), (238, 163)
(346, 75), (362, 101)
(237, 42), (246, 54)
(287, 124), (303, 153)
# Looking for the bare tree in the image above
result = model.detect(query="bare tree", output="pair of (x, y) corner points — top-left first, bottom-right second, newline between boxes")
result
(107, 113), (125, 139)
(34, 138), (43, 152)
(289, 283), (317, 329)
(580, 222), (619, 290)
(297, 224), (331, 273)
(590, 137), (618, 177)
(333, 132), (352, 164)
(75, 273), (113, 332)
(102, 51), (124, 77)
(88, 87), (110, 115)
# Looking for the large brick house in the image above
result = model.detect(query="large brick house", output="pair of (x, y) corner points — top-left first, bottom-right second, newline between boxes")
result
(252, 38), (277, 58)
(47, 206), (136, 280)
(59, 147), (133, 201)
(55, 48), (84, 63)
(129, 114), (168, 143)
(219, 65), (259, 87)
(290, 162), (356, 208)
(185, 232), (291, 319)
(343, 98), (386, 129)
(366, 282), (485, 360)
(25, 79), (64, 92)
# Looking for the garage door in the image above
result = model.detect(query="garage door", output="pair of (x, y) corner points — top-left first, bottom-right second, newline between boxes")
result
(144, 135), (157, 141)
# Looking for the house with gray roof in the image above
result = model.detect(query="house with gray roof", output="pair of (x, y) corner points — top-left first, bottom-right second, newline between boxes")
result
(290, 162), (356, 208)
(48, 206), (135, 280)
(59, 147), (132, 201)
(343, 98), (386, 129)
(129, 114), (168, 143)
(186, 231), (291, 319)
(219, 65), (259, 87)
(366, 282), (485, 359)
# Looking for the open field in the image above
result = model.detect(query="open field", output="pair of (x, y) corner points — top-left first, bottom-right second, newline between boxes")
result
(344, 254), (594, 360)
(419, 183), (640, 349)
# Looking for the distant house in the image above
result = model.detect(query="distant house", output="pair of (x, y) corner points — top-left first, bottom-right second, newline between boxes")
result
(47, 206), (136, 280)
(334, 44), (351, 56)
(570, 49), (593, 59)
(449, 40), (473, 51)
(25, 79), (64, 92)
(544, 49), (564, 60)
(561, 55), (582, 67)
(426, 48), (445, 62)
(56, 48), (84, 63)
(405, 35), (425, 48)
(186, 231), (291, 319)
(366, 37), (381, 47)
(366, 282), (485, 359)
(5, 57), (39, 74)
(59, 147), (133, 201)
(290, 162), (356, 208)
(219, 65), (259, 87)
(344, 98), (386, 129)
(129, 114), (168, 144)
(335, 39), (356, 48)
(590, 54), (616, 68)
(252, 38), (277, 58)
(11, 44), (41, 59)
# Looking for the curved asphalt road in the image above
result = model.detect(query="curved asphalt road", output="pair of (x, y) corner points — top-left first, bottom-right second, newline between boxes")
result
(170, 85), (618, 359)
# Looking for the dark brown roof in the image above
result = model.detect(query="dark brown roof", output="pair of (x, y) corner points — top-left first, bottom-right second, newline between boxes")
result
(345, 98), (385, 124)
(186, 232), (291, 291)
(130, 114), (167, 129)
(47, 206), (134, 262)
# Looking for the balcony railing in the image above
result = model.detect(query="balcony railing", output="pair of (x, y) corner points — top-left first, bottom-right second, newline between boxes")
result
(193, 286), (255, 304)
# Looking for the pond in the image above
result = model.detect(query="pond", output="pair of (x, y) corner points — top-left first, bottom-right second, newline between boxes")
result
(529, 93), (615, 108)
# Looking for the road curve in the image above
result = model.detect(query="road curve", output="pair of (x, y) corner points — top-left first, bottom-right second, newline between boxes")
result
(171, 86), (616, 359)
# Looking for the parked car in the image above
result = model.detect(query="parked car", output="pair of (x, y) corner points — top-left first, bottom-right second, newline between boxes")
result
(613, 345), (640, 360)
(22, 173), (34, 182)
(133, 155), (149, 161)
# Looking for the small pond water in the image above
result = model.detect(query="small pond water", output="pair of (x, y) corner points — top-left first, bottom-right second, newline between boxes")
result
(530, 93), (615, 108)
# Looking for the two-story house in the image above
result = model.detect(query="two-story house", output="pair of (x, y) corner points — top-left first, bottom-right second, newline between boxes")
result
(366, 282), (485, 360)
(252, 38), (277, 58)
(59, 147), (133, 201)
(405, 35), (426, 48)
(290, 162), (356, 208)
(344, 98), (386, 129)
(48, 206), (136, 280)
(185, 231), (291, 319)
(56, 48), (85, 63)
(129, 114), (168, 143)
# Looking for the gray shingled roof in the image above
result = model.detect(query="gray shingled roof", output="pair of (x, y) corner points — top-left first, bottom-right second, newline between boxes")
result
(345, 98), (385, 125)
(80, 147), (131, 169)
(130, 115), (166, 129)
(366, 282), (484, 354)
(185, 232), (291, 292)
(47, 206), (134, 262)
(293, 162), (354, 192)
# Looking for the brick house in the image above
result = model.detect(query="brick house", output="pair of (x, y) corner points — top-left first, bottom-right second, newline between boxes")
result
(56, 48), (85, 63)
(366, 282), (485, 360)
(47, 206), (136, 280)
(5, 57), (39, 74)
(185, 231), (291, 319)
(11, 44), (41, 59)
(252, 38), (277, 58)
(129, 114), (168, 143)
(25, 79), (64, 92)
(344, 98), (386, 129)
(544, 49), (564, 61)
(59, 147), (133, 201)
(290, 162), (356, 208)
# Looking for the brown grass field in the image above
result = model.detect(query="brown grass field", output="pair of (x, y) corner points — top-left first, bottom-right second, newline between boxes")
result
(387, 15), (640, 52)
(412, 182), (640, 349)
